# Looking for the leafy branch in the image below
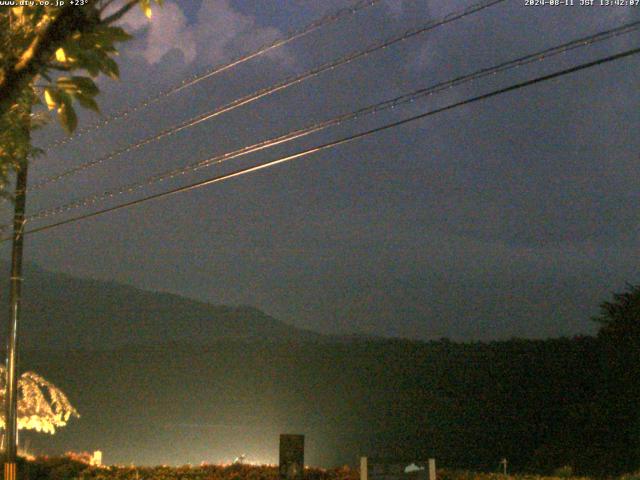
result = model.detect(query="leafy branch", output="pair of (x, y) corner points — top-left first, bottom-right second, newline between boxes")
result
(0, 0), (162, 192)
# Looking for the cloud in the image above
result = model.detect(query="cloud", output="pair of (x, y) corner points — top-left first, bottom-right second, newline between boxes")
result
(120, 1), (196, 65)
(193, 0), (292, 67)
(118, 0), (292, 68)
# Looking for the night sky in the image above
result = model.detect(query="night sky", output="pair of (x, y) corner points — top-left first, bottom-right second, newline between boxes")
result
(2, 0), (639, 341)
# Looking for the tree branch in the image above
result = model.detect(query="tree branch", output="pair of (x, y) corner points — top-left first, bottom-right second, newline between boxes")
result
(0, 5), (97, 118)
(102, 0), (138, 25)
(98, 0), (118, 14)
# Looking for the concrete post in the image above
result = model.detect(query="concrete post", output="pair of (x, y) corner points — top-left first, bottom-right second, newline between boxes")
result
(360, 457), (368, 480)
(428, 458), (436, 480)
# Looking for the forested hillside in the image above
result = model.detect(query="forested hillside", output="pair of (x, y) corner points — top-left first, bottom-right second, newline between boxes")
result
(19, 334), (637, 474)
(2, 264), (637, 474)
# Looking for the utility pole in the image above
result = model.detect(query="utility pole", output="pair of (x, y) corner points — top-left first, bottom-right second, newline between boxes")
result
(4, 139), (29, 480)
(499, 458), (508, 476)
(4, 8), (28, 480)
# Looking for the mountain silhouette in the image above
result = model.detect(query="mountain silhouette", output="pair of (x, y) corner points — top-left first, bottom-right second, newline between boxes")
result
(0, 262), (321, 350)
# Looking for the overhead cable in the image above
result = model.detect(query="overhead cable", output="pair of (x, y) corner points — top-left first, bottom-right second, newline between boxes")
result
(33, 0), (506, 189)
(12, 45), (640, 240)
(25, 19), (640, 222)
(45, 0), (384, 151)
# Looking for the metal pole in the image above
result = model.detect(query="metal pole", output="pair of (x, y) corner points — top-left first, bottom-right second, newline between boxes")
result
(4, 161), (28, 480)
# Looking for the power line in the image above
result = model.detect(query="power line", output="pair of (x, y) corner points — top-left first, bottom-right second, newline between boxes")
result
(11, 45), (640, 241)
(32, 0), (507, 190)
(24, 19), (640, 223)
(45, 0), (384, 151)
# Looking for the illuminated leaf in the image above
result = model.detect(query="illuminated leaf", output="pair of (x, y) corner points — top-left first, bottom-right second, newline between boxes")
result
(57, 76), (99, 96)
(56, 77), (77, 94)
(43, 88), (56, 110)
(55, 47), (67, 62)
(141, 0), (153, 18)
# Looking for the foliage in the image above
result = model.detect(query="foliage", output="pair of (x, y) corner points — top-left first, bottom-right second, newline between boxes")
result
(15, 458), (358, 480)
(0, 366), (79, 434)
(592, 284), (640, 340)
(591, 285), (640, 474)
(0, 0), (162, 193)
(438, 470), (592, 480)
(551, 467), (574, 478)
(11, 460), (640, 480)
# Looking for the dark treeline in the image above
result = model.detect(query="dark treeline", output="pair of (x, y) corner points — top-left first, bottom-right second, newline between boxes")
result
(19, 283), (640, 476)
